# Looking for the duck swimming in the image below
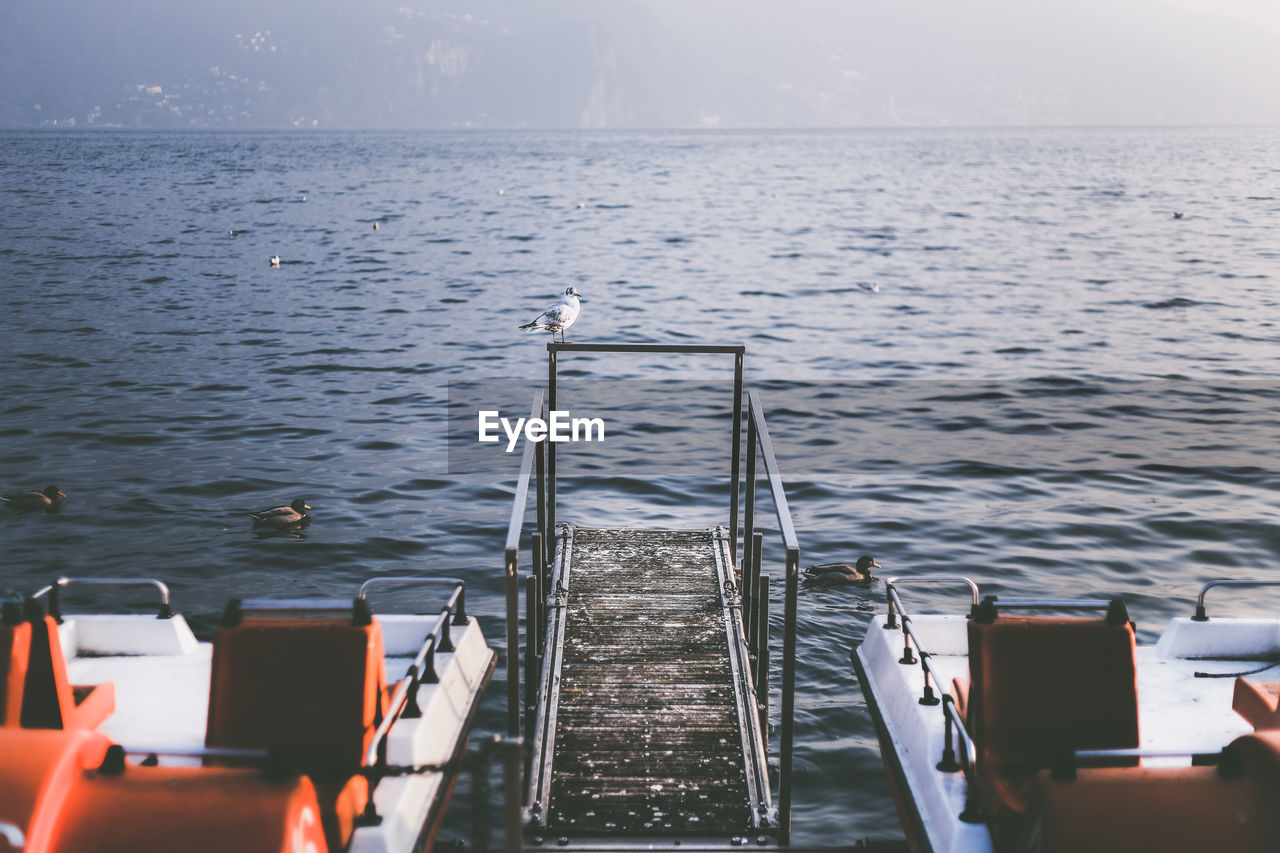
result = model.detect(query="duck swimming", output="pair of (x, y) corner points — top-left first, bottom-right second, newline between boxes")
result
(249, 498), (310, 527)
(2, 485), (66, 511)
(803, 555), (880, 584)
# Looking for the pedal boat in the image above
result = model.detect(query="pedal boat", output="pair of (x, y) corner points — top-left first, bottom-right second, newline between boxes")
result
(852, 577), (1280, 853)
(0, 575), (495, 853)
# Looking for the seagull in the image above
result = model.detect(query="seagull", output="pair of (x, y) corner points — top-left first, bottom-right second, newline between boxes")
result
(270, 256), (281, 267)
(2, 485), (66, 511)
(803, 555), (880, 585)
(373, 221), (380, 230)
(249, 498), (310, 528)
(857, 282), (880, 293)
(519, 286), (584, 343)
(1173, 212), (1184, 220)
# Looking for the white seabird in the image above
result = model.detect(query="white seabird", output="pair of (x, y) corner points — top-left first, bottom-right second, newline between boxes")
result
(270, 256), (281, 267)
(519, 286), (583, 343)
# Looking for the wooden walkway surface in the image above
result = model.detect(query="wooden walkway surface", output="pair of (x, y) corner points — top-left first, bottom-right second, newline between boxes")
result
(527, 526), (773, 839)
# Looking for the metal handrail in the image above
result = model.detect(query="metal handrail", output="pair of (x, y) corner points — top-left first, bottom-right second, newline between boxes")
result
(545, 342), (746, 566)
(365, 580), (468, 767)
(33, 576), (173, 620)
(742, 389), (800, 843)
(358, 576), (468, 625)
(504, 390), (545, 738)
(1192, 579), (1280, 621)
(883, 577), (984, 819)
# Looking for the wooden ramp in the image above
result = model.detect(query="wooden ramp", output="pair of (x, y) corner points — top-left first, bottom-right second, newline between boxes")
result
(526, 526), (774, 842)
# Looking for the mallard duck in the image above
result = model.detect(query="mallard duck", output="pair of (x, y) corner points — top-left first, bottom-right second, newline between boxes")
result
(804, 555), (880, 584)
(250, 498), (310, 527)
(2, 485), (66, 510)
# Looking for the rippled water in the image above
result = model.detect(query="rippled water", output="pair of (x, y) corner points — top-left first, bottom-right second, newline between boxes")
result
(3, 128), (1280, 846)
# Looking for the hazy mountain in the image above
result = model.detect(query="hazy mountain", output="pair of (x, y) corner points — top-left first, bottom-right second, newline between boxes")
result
(2, 0), (1277, 129)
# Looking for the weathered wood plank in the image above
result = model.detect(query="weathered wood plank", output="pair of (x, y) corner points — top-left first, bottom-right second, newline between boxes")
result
(545, 527), (754, 835)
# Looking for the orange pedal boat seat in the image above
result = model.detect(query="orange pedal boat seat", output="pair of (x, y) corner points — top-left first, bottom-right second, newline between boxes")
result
(1016, 730), (1280, 853)
(965, 602), (1139, 846)
(8, 600), (115, 730)
(0, 727), (328, 853)
(1233, 678), (1280, 729)
(204, 598), (390, 850)
(1, 603), (33, 725)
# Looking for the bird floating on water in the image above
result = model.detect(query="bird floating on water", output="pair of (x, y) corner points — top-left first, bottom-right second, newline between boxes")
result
(858, 282), (880, 293)
(519, 286), (583, 343)
(803, 555), (880, 585)
(2, 485), (66, 511)
(1173, 212), (1184, 219)
(269, 256), (281, 267)
(373, 221), (380, 230)
(249, 498), (311, 528)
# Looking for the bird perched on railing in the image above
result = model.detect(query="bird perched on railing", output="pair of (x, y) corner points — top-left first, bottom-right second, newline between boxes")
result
(2, 485), (66, 511)
(804, 555), (880, 585)
(519, 286), (583, 343)
(249, 498), (311, 528)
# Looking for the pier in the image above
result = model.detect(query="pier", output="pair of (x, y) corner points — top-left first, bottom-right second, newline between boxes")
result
(504, 344), (802, 849)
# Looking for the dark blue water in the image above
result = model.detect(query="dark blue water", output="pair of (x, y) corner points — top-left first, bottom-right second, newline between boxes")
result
(3, 128), (1280, 846)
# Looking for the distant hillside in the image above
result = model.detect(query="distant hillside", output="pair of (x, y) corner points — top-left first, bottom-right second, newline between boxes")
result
(2, 0), (1278, 128)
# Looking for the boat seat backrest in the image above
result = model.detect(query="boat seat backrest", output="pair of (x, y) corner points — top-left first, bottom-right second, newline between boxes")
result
(18, 613), (115, 731)
(1, 621), (32, 725)
(205, 615), (387, 770)
(967, 614), (1139, 769)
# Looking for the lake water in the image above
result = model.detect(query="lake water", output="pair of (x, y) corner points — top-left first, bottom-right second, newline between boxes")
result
(3, 127), (1280, 847)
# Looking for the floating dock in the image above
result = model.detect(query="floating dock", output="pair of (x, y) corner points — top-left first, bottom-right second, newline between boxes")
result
(526, 526), (773, 842)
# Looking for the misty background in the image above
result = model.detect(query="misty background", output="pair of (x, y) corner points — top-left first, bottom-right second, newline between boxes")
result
(3, 0), (1279, 129)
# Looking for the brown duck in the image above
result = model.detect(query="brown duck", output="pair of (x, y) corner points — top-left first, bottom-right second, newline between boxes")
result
(249, 498), (311, 527)
(803, 555), (880, 584)
(3, 485), (66, 510)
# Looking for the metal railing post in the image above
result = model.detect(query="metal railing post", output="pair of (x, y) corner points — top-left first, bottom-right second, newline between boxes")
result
(505, 558), (520, 737)
(525, 575), (538, 739)
(547, 346), (557, 549)
(503, 736), (526, 853)
(757, 574), (770, 744)
(780, 547), (799, 844)
(531, 531), (544, 655)
(536, 421), (547, 568)
(743, 415), (757, 607)
(730, 350), (744, 564)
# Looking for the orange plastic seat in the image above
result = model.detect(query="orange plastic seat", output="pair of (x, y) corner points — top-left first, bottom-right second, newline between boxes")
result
(0, 727), (328, 853)
(1233, 678), (1280, 730)
(1016, 731), (1280, 853)
(965, 609), (1138, 845)
(204, 604), (390, 849)
(18, 605), (115, 730)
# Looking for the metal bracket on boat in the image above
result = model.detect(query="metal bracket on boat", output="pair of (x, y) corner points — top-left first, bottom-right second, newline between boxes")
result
(884, 576), (980, 629)
(1191, 579), (1280, 621)
(33, 576), (174, 623)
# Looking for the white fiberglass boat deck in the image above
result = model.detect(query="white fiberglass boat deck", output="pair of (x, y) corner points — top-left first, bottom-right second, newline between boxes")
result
(854, 578), (1280, 853)
(1, 576), (495, 853)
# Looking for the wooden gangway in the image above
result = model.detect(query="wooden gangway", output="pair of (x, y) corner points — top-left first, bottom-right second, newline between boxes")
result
(502, 343), (804, 849)
(525, 526), (773, 840)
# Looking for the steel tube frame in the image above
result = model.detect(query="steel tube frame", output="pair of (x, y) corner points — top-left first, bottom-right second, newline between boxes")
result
(505, 390), (545, 738)
(742, 390), (801, 844)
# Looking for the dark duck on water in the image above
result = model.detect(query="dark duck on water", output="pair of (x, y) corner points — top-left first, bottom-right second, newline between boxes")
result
(2, 485), (66, 511)
(803, 555), (880, 585)
(249, 498), (311, 528)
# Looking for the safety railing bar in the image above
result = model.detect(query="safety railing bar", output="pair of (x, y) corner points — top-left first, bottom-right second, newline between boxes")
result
(747, 391), (798, 553)
(505, 391), (545, 561)
(1075, 747), (1224, 759)
(33, 576), (173, 619)
(993, 597), (1114, 610)
(117, 745), (271, 760)
(885, 585), (980, 784)
(358, 577), (468, 625)
(365, 603), (461, 766)
(1193, 579), (1280, 621)
(547, 343), (746, 355)
(884, 576), (981, 629)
